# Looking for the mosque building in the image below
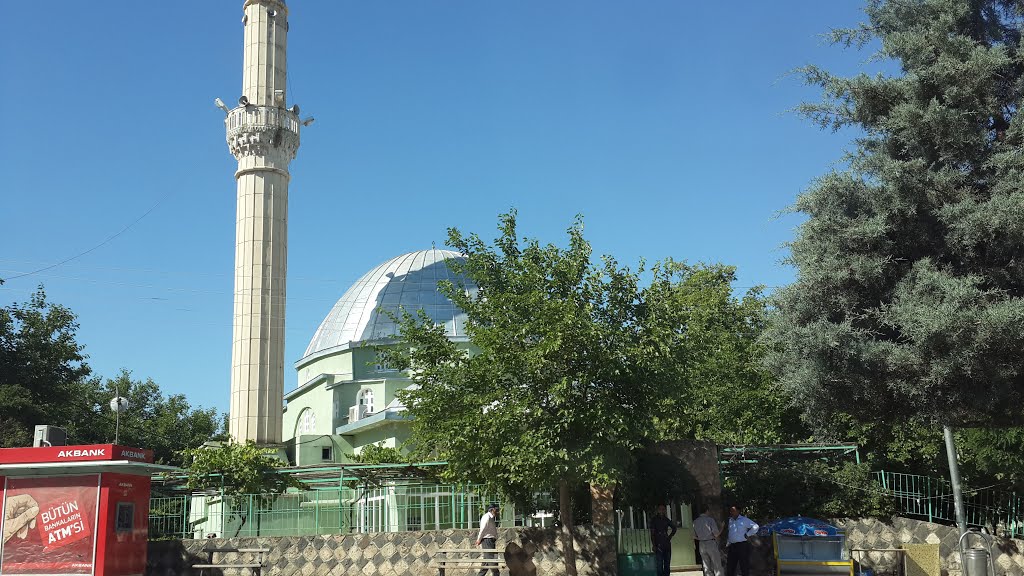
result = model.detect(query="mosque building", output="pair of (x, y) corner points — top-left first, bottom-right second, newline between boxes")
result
(203, 2), (695, 547)
(217, 0), (476, 467)
(281, 249), (475, 465)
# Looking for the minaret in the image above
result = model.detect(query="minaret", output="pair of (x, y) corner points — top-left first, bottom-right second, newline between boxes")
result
(220, 0), (301, 444)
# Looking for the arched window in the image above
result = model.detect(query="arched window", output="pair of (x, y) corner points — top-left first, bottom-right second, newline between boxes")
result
(297, 408), (316, 435)
(358, 388), (375, 414)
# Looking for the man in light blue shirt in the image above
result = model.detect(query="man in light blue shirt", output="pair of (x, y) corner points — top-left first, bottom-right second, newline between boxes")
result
(726, 505), (758, 576)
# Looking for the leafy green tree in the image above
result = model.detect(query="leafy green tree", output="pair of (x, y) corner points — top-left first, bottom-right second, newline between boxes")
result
(0, 287), (91, 447)
(765, 0), (1024, 431)
(348, 441), (408, 464)
(616, 450), (700, 513)
(957, 427), (1024, 492)
(723, 460), (895, 521)
(182, 441), (302, 536)
(0, 289), (223, 461)
(386, 212), (693, 576)
(645, 264), (805, 445)
(75, 371), (224, 467)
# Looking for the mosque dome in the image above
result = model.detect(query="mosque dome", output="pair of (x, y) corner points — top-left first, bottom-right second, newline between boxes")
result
(302, 249), (474, 358)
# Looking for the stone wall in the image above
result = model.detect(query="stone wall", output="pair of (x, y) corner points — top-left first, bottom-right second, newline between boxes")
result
(744, 517), (1024, 576)
(147, 526), (615, 576)
(836, 517), (1024, 576)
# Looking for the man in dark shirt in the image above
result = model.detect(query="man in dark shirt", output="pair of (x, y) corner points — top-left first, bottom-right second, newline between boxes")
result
(650, 504), (677, 576)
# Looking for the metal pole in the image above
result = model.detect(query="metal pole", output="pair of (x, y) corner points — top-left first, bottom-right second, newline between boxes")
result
(114, 382), (120, 444)
(943, 425), (968, 536)
(927, 477), (934, 524)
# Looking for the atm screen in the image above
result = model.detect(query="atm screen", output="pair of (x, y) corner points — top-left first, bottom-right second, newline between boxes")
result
(115, 502), (134, 532)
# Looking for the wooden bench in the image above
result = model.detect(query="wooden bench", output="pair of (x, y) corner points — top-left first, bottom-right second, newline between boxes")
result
(192, 547), (270, 576)
(432, 548), (508, 575)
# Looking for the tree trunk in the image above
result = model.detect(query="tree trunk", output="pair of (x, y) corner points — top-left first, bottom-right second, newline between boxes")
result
(560, 478), (579, 576)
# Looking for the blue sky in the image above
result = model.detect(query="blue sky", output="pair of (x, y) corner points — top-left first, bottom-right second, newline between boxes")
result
(1, 1), (875, 416)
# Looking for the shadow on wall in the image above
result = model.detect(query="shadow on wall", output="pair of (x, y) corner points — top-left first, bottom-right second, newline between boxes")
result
(146, 539), (204, 576)
(508, 527), (614, 576)
(996, 536), (1021, 558)
(505, 541), (537, 576)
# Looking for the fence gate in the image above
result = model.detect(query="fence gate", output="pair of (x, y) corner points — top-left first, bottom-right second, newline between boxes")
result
(616, 502), (696, 576)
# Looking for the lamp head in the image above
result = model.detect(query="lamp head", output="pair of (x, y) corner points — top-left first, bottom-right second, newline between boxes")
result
(109, 397), (130, 413)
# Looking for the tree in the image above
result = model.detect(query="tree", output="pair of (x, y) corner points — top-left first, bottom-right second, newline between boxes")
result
(616, 450), (700, 513)
(348, 441), (408, 464)
(765, 0), (1024, 432)
(0, 289), (223, 460)
(386, 212), (692, 576)
(764, 0), (1024, 534)
(723, 460), (894, 521)
(644, 264), (805, 445)
(0, 287), (91, 447)
(182, 441), (302, 536)
(76, 371), (225, 467)
(956, 426), (1024, 492)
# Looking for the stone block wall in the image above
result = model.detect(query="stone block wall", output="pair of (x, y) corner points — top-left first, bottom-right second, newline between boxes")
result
(836, 517), (1024, 576)
(745, 517), (1023, 576)
(147, 526), (615, 576)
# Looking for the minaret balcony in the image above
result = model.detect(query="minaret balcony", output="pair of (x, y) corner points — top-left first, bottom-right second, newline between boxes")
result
(226, 105), (300, 162)
(226, 105), (300, 138)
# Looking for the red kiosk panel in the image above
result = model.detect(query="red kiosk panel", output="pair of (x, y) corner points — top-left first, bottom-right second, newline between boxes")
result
(95, 474), (149, 576)
(1, 475), (100, 576)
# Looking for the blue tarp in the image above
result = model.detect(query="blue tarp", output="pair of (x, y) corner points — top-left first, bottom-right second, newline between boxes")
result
(757, 516), (841, 537)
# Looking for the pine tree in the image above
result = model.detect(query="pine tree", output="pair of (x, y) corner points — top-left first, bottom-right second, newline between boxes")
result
(766, 0), (1024, 429)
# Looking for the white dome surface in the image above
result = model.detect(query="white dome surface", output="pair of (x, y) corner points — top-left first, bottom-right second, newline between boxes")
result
(303, 249), (473, 358)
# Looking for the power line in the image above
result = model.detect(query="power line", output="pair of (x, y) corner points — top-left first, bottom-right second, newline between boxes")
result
(4, 198), (167, 281)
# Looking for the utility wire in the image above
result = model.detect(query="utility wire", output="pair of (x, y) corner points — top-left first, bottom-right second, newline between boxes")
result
(4, 198), (166, 281)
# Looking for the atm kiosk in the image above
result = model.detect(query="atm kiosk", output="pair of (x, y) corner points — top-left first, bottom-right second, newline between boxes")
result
(0, 444), (175, 576)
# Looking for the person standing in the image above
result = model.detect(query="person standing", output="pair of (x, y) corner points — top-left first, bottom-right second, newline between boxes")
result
(650, 504), (677, 576)
(726, 505), (758, 576)
(693, 504), (724, 576)
(475, 503), (500, 576)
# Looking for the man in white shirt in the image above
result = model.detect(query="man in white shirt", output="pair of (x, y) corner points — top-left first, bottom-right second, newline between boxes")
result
(693, 504), (723, 576)
(726, 505), (758, 576)
(475, 503), (500, 576)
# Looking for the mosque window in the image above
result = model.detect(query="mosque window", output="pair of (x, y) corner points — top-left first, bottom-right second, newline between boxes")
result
(375, 351), (398, 372)
(358, 389), (375, 414)
(298, 408), (316, 434)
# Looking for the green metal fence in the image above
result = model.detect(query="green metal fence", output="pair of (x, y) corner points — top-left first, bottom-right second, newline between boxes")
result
(150, 484), (516, 540)
(874, 471), (1024, 537)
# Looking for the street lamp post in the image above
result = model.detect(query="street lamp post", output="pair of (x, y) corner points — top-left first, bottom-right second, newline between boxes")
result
(109, 383), (129, 445)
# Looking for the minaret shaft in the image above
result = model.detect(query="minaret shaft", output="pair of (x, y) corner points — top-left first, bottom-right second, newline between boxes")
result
(226, 0), (298, 445)
(242, 0), (287, 107)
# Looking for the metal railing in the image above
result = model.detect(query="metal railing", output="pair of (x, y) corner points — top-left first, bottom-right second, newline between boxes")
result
(226, 105), (300, 136)
(874, 471), (1024, 537)
(150, 484), (517, 540)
